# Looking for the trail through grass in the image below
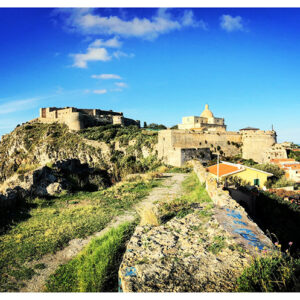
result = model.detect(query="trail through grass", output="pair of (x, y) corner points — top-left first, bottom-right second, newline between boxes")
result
(45, 221), (136, 292)
(0, 177), (160, 292)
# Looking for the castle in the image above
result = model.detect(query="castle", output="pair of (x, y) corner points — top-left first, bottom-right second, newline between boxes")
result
(37, 107), (140, 131)
(158, 104), (287, 166)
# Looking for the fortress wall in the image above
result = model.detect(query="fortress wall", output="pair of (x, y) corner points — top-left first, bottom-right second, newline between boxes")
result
(162, 130), (241, 157)
(241, 131), (277, 163)
(158, 130), (242, 166)
(65, 112), (83, 131)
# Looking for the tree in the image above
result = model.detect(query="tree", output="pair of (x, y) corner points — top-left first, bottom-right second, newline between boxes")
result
(143, 121), (147, 128)
(147, 123), (167, 130)
(253, 163), (285, 179)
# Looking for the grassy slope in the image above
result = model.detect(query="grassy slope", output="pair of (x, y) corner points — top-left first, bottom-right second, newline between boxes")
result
(0, 123), (160, 183)
(45, 221), (136, 292)
(0, 177), (160, 292)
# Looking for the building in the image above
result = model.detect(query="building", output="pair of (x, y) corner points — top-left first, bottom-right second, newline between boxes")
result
(178, 104), (226, 131)
(270, 158), (300, 183)
(207, 161), (273, 189)
(158, 103), (283, 166)
(37, 107), (140, 131)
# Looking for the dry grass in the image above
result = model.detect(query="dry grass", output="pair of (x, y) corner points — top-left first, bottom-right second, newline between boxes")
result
(137, 204), (160, 226)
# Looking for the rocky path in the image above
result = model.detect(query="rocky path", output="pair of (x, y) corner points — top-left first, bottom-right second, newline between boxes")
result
(21, 173), (187, 292)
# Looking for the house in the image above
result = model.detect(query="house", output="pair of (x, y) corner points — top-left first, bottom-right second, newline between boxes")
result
(270, 158), (300, 183)
(207, 161), (273, 188)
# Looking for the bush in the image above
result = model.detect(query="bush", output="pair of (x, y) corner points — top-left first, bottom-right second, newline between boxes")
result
(45, 221), (136, 292)
(255, 191), (300, 253)
(272, 176), (296, 188)
(253, 163), (284, 179)
(237, 250), (300, 292)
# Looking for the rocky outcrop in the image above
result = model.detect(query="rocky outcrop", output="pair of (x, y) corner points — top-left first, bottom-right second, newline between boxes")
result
(0, 123), (159, 184)
(119, 210), (252, 292)
(0, 159), (111, 209)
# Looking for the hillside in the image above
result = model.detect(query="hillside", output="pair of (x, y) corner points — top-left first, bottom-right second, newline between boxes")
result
(0, 123), (160, 204)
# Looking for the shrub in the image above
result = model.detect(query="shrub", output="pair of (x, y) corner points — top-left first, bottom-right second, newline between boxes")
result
(237, 249), (300, 292)
(253, 163), (284, 179)
(272, 176), (296, 188)
(255, 191), (300, 253)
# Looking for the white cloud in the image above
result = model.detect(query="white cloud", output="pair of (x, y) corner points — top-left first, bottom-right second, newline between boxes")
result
(220, 15), (245, 32)
(93, 89), (107, 94)
(89, 36), (122, 48)
(71, 47), (111, 68)
(110, 88), (123, 92)
(115, 82), (127, 88)
(0, 98), (40, 115)
(91, 74), (122, 80)
(55, 8), (206, 40)
(113, 51), (135, 59)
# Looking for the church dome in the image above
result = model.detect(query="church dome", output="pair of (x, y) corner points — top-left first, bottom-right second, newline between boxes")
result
(200, 104), (214, 118)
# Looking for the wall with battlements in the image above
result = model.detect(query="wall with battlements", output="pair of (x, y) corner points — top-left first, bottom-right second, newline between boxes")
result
(158, 129), (242, 166)
(158, 128), (280, 166)
(37, 107), (140, 131)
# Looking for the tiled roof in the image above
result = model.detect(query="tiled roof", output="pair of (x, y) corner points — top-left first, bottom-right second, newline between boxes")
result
(284, 164), (300, 170)
(207, 163), (243, 177)
(270, 158), (295, 163)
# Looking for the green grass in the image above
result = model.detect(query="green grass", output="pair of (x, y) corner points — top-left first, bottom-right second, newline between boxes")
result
(166, 166), (192, 173)
(237, 251), (300, 292)
(206, 236), (227, 254)
(158, 172), (212, 223)
(0, 177), (159, 292)
(45, 221), (136, 292)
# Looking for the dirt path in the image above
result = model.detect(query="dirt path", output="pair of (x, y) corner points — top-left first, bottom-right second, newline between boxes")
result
(21, 173), (188, 292)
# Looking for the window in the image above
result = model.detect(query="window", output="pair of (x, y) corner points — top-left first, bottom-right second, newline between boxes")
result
(254, 179), (259, 186)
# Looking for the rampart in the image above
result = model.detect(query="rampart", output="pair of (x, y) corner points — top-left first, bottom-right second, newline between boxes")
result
(37, 107), (140, 131)
(158, 129), (242, 166)
(158, 129), (281, 166)
(241, 130), (278, 163)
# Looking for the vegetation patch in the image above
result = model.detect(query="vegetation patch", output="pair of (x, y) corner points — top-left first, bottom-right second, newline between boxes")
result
(237, 247), (300, 292)
(0, 177), (159, 292)
(255, 190), (300, 253)
(158, 172), (212, 223)
(206, 236), (227, 254)
(45, 221), (136, 292)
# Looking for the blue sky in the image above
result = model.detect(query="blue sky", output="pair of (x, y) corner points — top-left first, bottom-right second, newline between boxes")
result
(0, 7), (299, 142)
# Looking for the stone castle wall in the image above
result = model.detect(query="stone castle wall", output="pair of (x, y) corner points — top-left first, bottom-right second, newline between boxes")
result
(158, 130), (242, 166)
(37, 107), (140, 131)
(158, 129), (280, 166)
(241, 130), (277, 163)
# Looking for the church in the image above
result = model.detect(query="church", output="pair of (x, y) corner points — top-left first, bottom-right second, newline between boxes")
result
(178, 104), (226, 131)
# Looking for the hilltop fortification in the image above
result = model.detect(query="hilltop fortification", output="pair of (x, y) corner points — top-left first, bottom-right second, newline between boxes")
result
(158, 104), (286, 166)
(37, 107), (140, 131)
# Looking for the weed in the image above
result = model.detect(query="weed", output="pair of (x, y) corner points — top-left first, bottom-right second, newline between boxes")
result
(237, 245), (300, 292)
(34, 263), (46, 270)
(207, 236), (226, 254)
